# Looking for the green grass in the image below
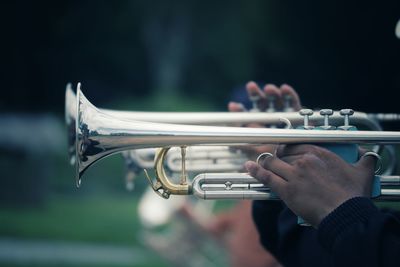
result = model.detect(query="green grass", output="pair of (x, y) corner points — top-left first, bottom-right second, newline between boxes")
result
(0, 194), (141, 245)
(0, 193), (169, 267)
(0, 192), (231, 267)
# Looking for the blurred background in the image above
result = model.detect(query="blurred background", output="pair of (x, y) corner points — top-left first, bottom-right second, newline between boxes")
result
(0, 0), (400, 266)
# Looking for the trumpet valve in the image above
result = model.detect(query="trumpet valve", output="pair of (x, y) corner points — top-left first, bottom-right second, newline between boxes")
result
(298, 109), (314, 129)
(318, 109), (336, 130)
(338, 109), (357, 131)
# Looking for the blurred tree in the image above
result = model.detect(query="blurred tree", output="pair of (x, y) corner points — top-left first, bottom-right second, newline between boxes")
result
(0, 0), (399, 113)
(139, 2), (191, 97)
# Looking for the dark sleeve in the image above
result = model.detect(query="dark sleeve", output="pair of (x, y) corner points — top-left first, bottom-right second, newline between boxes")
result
(252, 200), (284, 255)
(318, 197), (400, 267)
(253, 201), (333, 267)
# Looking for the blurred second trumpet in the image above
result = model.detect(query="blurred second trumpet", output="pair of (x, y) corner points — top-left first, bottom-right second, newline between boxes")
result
(124, 146), (247, 173)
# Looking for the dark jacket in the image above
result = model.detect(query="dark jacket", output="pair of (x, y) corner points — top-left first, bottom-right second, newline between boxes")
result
(252, 197), (400, 267)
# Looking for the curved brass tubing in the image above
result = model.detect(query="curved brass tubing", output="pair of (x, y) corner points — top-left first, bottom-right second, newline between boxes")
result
(144, 147), (191, 199)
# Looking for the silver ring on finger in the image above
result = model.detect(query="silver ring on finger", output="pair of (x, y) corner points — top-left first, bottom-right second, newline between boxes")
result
(256, 152), (274, 166)
(362, 151), (382, 174)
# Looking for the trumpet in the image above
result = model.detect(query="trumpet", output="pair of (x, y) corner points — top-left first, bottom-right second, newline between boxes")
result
(66, 83), (399, 170)
(69, 83), (400, 201)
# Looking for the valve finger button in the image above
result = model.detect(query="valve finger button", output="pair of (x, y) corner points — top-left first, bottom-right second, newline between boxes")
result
(318, 109), (336, 130)
(338, 109), (356, 131)
(298, 109), (314, 129)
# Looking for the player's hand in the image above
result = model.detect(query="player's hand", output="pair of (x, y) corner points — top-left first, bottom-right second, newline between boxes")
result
(246, 145), (376, 227)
